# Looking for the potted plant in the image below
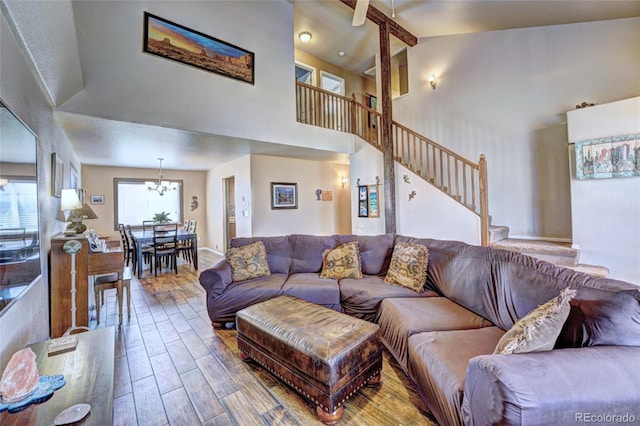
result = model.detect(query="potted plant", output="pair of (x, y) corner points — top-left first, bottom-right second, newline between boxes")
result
(152, 211), (172, 223)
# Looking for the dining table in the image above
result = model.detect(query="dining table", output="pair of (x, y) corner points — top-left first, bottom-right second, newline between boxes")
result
(130, 229), (198, 278)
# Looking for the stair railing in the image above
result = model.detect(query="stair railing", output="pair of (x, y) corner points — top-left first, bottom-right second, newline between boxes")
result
(295, 80), (490, 245)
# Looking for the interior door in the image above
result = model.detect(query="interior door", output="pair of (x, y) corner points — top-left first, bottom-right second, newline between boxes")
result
(320, 71), (345, 130)
(223, 176), (236, 250)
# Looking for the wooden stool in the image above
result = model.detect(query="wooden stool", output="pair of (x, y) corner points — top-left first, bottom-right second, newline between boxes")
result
(94, 266), (131, 326)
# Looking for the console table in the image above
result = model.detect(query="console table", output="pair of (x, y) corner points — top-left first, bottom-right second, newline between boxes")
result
(0, 327), (115, 425)
(50, 234), (124, 338)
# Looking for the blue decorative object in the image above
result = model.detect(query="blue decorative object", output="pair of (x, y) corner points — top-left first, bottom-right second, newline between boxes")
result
(0, 375), (66, 413)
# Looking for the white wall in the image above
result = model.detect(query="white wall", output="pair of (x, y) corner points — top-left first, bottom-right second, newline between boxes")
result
(395, 17), (640, 240)
(395, 163), (481, 244)
(250, 155), (351, 236)
(567, 97), (640, 285)
(349, 140), (480, 242)
(350, 140), (385, 235)
(1, 12), (76, 368)
(61, 0), (354, 155)
(206, 155), (252, 252)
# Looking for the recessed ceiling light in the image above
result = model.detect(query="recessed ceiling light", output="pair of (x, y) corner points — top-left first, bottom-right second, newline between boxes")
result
(298, 32), (312, 43)
(338, 51), (346, 57)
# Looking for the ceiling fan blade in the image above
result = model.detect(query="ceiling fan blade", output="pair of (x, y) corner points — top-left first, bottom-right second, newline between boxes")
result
(352, 0), (369, 26)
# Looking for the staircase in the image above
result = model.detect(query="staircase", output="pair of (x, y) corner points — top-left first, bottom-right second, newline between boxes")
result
(295, 82), (608, 277)
(489, 226), (609, 277)
(296, 81), (490, 244)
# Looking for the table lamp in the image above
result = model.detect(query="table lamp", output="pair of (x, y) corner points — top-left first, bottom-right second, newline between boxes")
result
(61, 189), (98, 234)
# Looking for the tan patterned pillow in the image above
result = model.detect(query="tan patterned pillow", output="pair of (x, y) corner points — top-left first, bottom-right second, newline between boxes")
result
(494, 288), (577, 355)
(384, 242), (428, 292)
(320, 242), (363, 279)
(225, 241), (271, 282)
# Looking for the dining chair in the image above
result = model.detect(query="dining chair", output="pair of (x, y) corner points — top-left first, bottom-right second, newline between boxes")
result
(118, 224), (134, 266)
(152, 223), (178, 276)
(177, 219), (197, 265)
(183, 219), (189, 230)
(142, 220), (155, 232)
(126, 224), (152, 271)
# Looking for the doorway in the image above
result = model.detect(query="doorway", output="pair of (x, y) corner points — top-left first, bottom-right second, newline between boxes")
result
(223, 176), (236, 250)
(320, 71), (346, 130)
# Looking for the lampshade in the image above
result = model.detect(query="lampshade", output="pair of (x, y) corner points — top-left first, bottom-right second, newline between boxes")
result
(60, 189), (82, 211)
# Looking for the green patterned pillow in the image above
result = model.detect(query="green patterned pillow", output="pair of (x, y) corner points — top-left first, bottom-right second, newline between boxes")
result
(384, 242), (428, 292)
(225, 241), (271, 282)
(320, 242), (363, 279)
(494, 288), (577, 355)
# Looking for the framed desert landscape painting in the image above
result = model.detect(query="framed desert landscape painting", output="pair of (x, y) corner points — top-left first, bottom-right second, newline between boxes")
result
(271, 182), (297, 209)
(143, 12), (254, 84)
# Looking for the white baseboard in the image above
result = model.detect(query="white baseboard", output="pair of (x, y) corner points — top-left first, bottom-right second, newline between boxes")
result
(200, 246), (224, 256)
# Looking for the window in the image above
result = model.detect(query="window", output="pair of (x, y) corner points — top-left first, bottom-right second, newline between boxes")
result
(0, 178), (38, 232)
(114, 178), (182, 229)
(320, 71), (345, 95)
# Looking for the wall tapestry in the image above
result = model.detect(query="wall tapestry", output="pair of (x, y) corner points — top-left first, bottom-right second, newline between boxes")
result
(143, 12), (254, 85)
(574, 133), (640, 180)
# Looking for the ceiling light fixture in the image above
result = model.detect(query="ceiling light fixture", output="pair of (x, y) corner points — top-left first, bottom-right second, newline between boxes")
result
(391, 0), (396, 18)
(298, 31), (312, 43)
(338, 51), (346, 57)
(146, 158), (178, 196)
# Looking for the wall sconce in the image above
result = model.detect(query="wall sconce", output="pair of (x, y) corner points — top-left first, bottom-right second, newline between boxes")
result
(298, 31), (312, 43)
(341, 176), (348, 188)
(428, 74), (438, 90)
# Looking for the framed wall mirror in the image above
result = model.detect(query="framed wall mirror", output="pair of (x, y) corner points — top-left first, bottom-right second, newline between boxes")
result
(0, 99), (41, 315)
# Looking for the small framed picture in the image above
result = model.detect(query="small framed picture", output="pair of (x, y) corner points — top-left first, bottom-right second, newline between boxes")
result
(90, 195), (104, 205)
(368, 184), (379, 218)
(358, 185), (369, 217)
(271, 182), (297, 209)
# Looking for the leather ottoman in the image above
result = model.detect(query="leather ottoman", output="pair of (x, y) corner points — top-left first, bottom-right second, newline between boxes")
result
(236, 295), (382, 424)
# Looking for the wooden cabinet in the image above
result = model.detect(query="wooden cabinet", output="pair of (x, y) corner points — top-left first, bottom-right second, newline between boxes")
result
(50, 234), (124, 338)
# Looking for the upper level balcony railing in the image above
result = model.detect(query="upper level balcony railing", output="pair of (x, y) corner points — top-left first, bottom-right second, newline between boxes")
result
(295, 80), (490, 245)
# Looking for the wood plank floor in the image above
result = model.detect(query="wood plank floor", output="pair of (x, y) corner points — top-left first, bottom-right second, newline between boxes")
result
(90, 250), (438, 425)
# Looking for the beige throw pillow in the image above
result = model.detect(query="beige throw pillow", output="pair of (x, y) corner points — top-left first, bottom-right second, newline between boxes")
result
(494, 288), (578, 355)
(320, 242), (363, 279)
(383, 242), (429, 293)
(225, 241), (271, 282)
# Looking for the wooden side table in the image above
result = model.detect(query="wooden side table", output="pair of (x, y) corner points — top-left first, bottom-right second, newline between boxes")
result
(0, 327), (115, 425)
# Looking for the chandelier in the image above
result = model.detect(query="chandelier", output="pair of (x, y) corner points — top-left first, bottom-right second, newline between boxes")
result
(145, 157), (178, 196)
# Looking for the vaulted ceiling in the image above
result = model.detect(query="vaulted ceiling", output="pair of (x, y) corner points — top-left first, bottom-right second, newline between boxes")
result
(4, 0), (639, 170)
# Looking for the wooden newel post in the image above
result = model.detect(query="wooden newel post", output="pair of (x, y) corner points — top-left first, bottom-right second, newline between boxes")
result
(479, 154), (490, 246)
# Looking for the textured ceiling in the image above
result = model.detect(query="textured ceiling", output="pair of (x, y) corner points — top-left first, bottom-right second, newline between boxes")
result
(3, 0), (640, 171)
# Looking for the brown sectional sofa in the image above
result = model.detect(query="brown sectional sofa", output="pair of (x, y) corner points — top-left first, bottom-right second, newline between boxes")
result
(199, 234), (640, 425)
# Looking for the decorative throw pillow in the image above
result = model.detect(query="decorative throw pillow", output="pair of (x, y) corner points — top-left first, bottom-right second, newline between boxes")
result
(320, 242), (363, 280)
(383, 242), (429, 292)
(225, 241), (271, 282)
(494, 287), (577, 355)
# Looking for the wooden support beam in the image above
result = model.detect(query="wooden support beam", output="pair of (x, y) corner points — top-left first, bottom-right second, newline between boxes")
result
(338, 0), (418, 234)
(379, 21), (395, 234)
(338, 0), (418, 46)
